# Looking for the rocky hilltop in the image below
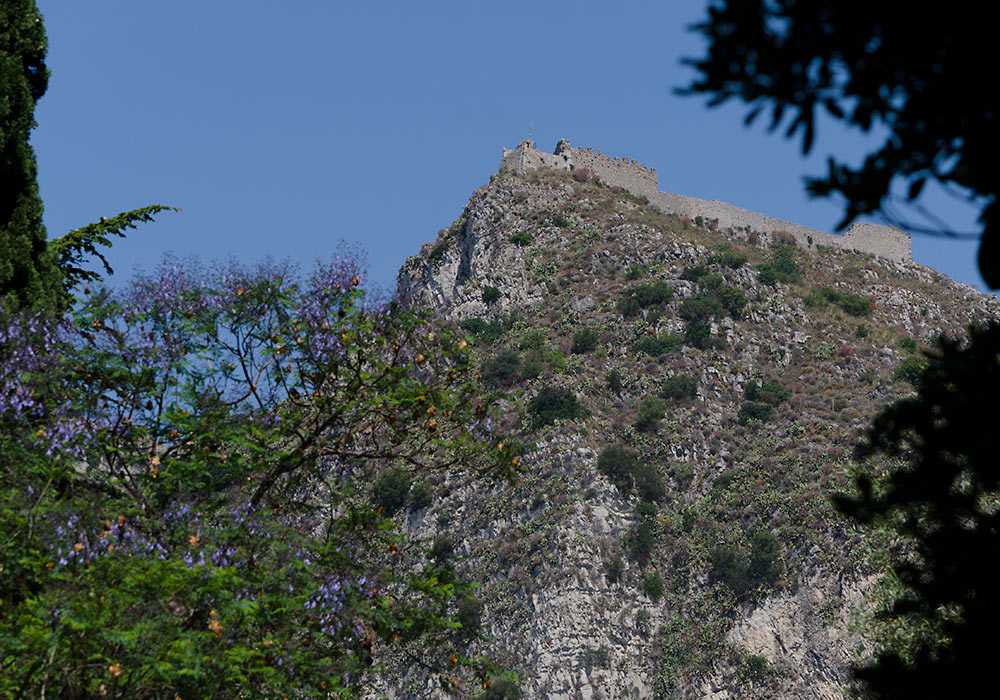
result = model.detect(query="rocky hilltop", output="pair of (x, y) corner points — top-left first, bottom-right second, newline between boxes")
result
(383, 160), (997, 699)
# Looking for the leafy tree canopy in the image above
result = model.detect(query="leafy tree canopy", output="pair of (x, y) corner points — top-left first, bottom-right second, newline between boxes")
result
(682, 1), (999, 287)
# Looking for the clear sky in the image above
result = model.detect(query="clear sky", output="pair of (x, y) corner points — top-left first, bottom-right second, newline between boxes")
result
(33, 1), (986, 296)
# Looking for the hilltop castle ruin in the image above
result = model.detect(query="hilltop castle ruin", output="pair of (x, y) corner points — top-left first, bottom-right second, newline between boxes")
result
(501, 139), (911, 263)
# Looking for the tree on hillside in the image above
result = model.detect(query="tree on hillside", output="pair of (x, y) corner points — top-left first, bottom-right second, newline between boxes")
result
(684, 3), (1000, 697)
(0, 0), (62, 309)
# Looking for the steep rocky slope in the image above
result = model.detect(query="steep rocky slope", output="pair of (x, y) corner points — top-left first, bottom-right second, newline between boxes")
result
(381, 165), (997, 699)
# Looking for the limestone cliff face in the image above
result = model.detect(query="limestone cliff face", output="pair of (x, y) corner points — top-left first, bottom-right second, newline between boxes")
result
(385, 166), (997, 700)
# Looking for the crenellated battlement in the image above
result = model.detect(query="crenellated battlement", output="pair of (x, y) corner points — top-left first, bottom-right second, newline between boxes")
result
(500, 139), (912, 264)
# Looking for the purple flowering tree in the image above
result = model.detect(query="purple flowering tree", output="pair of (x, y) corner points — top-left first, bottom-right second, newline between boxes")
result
(0, 252), (520, 698)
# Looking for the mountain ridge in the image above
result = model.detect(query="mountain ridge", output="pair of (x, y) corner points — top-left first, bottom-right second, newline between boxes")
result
(382, 159), (996, 699)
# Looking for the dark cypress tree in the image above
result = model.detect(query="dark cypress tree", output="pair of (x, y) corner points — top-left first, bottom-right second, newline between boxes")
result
(0, 0), (62, 310)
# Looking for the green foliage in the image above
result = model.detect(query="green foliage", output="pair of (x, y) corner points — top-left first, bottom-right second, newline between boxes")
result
(571, 326), (600, 354)
(738, 400), (774, 425)
(684, 319), (713, 349)
(618, 280), (673, 318)
(0, 1), (63, 311)
(634, 331), (684, 357)
(482, 285), (502, 305)
(709, 246), (749, 268)
(410, 480), (432, 511)
(50, 206), (178, 295)
(373, 467), (412, 515)
(481, 349), (522, 387)
(643, 572), (665, 602)
(431, 533), (456, 562)
(476, 678), (522, 700)
(550, 211), (571, 228)
(680, 264), (710, 282)
(519, 328), (547, 350)
(857, 323), (871, 338)
(508, 230), (532, 247)
(636, 395), (666, 432)
(625, 261), (646, 280)
(597, 446), (665, 503)
(756, 246), (801, 286)
(519, 353), (543, 380)
(739, 655), (773, 684)
(898, 336), (918, 353)
(893, 356), (929, 385)
(755, 264), (777, 287)
(806, 286), (873, 317)
(604, 555), (624, 583)
(717, 285), (747, 317)
(456, 596), (483, 639)
(744, 380), (790, 406)
(710, 529), (781, 599)
(605, 368), (623, 394)
(460, 317), (505, 343)
(0, 256), (519, 697)
(679, 291), (725, 321)
(836, 323), (1000, 696)
(659, 373), (698, 401)
(528, 385), (586, 427)
(634, 280), (674, 307)
(626, 505), (659, 565)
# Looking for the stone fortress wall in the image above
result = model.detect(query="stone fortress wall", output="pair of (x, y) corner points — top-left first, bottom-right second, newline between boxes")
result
(500, 139), (912, 264)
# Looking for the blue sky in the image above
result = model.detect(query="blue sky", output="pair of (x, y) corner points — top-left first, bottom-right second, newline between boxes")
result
(33, 1), (986, 295)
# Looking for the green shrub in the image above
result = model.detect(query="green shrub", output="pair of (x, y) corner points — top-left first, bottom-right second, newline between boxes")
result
(634, 332), (684, 357)
(710, 545), (752, 598)
(482, 286), (502, 305)
(528, 385), (586, 427)
(894, 356), (929, 385)
(634, 280), (674, 307)
(803, 288), (827, 307)
(755, 264), (777, 286)
(856, 323), (870, 338)
(815, 343), (835, 360)
(460, 317), (504, 343)
(616, 293), (641, 318)
(684, 319), (712, 349)
(770, 246), (801, 283)
(680, 265), (710, 282)
(837, 292), (872, 317)
(718, 285), (747, 317)
(597, 446), (639, 490)
(520, 354), (543, 380)
(636, 395), (666, 432)
(625, 261), (646, 280)
(409, 481), (432, 511)
(710, 247), (749, 269)
(633, 462), (667, 503)
(481, 349), (521, 386)
(679, 292), (725, 322)
(748, 528), (783, 589)
(697, 272), (725, 291)
(739, 655), (772, 684)
(551, 212), (571, 228)
(430, 534), (455, 561)
(744, 380), (790, 405)
(456, 596), (483, 639)
(571, 326), (600, 354)
(738, 401), (774, 425)
(509, 230), (532, 247)
(659, 373), (698, 401)
(626, 514), (657, 564)
(476, 678), (521, 700)
(519, 328), (546, 350)
(606, 369), (623, 394)
(899, 336), (918, 353)
(604, 555), (624, 583)
(643, 572), (665, 602)
(373, 468), (411, 515)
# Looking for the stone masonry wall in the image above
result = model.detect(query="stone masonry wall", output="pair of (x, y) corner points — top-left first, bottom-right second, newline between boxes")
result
(500, 140), (911, 264)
